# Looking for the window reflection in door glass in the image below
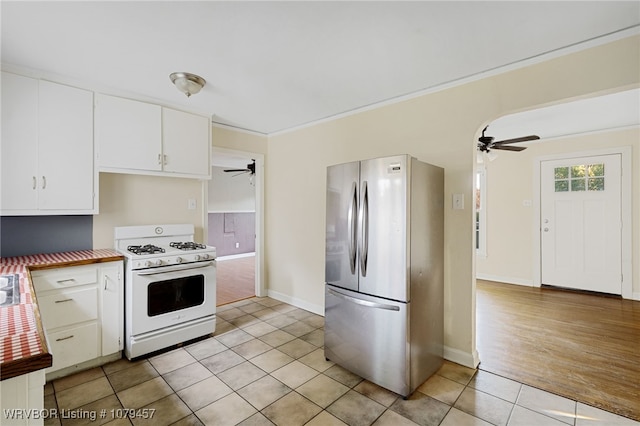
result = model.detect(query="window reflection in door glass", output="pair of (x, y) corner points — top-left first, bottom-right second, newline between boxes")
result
(554, 164), (605, 192)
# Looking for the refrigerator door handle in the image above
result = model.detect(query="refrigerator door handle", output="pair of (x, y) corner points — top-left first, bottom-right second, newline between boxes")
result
(358, 180), (369, 277)
(327, 288), (400, 311)
(347, 181), (358, 275)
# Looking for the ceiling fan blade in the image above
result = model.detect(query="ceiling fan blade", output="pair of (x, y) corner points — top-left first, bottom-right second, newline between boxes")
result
(224, 168), (249, 172)
(493, 145), (527, 152)
(493, 135), (540, 145)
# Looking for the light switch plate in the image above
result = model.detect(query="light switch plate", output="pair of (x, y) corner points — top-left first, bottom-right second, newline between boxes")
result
(187, 199), (197, 210)
(453, 194), (464, 210)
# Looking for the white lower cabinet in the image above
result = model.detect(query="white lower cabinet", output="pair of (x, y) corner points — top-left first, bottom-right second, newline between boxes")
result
(100, 264), (123, 356)
(0, 369), (46, 426)
(31, 261), (123, 379)
(38, 288), (98, 329)
(47, 323), (99, 372)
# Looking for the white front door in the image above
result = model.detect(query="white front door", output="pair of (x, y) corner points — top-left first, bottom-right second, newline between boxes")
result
(540, 154), (621, 295)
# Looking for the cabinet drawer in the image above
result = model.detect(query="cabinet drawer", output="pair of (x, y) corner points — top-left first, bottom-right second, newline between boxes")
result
(39, 287), (98, 329)
(32, 265), (98, 291)
(48, 323), (98, 372)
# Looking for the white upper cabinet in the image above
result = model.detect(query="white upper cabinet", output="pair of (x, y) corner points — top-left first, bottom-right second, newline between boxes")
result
(1, 72), (96, 215)
(162, 107), (211, 176)
(95, 94), (162, 172)
(39, 80), (95, 211)
(95, 93), (211, 179)
(1, 72), (39, 211)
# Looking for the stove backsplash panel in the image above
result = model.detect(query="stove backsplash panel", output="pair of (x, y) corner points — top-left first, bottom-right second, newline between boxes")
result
(0, 215), (93, 258)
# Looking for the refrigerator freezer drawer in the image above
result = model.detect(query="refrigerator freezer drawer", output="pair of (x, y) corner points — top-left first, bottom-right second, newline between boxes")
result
(324, 285), (410, 396)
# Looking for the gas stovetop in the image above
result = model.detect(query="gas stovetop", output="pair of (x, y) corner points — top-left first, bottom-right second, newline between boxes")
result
(126, 242), (209, 256)
(127, 244), (166, 255)
(115, 224), (216, 270)
(169, 242), (207, 251)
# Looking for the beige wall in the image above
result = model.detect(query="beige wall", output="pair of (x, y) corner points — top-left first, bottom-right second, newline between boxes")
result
(477, 128), (640, 296)
(93, 173), (206, 248)
(92, 35), (639, 368)
(264, 35), (639, 367)
(212, 126), (268, 156)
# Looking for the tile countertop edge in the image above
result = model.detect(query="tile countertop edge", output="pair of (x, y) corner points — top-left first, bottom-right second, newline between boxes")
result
(0, 249), (124, 381)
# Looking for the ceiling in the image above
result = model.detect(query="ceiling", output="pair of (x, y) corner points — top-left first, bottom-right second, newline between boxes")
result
(1, 2), (639, 136)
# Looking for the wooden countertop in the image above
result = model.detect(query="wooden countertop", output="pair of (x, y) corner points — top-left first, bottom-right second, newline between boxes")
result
(0, 249), (124, 380)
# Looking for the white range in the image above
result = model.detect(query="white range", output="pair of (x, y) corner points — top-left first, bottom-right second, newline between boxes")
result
(114, 224), (216, 359)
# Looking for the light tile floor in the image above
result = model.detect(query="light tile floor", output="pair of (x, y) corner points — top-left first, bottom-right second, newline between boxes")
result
(43, 297), (639, 426)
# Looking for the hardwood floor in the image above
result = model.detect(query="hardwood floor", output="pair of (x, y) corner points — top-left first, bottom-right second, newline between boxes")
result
(476, 279), (640, 421)
(216, 255), (255, 306)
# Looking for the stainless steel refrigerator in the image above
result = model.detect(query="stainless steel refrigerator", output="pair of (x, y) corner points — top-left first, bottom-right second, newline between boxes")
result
(324, 154), (444, 397)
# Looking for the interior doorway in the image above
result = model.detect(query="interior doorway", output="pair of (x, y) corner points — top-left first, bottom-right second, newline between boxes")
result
(208, 147), (265, 305)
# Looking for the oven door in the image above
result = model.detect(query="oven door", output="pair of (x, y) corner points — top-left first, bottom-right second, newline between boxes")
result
(130, 261), (216, 335)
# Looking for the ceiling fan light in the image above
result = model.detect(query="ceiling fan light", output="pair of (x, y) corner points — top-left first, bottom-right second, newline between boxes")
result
(170, 72), (206, 97)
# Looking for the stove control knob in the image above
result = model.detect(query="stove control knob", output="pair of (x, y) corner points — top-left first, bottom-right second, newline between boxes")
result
(194, 254), (201, 261)
(155, 259), (163, 266)
(144, 261), (152, 268)
(202, 253), (210, 260)
(176, 257), (183, 264)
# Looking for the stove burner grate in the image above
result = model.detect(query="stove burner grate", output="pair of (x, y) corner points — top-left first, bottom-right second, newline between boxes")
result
(170, 242), (207, 251)
(127, 244), (165, 255)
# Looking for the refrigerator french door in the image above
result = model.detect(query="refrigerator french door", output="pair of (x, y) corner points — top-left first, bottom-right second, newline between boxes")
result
(324, 154), (444, 397)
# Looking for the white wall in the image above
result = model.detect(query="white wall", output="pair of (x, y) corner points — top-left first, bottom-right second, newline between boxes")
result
(476, 128), (640, 297)
(208, 166), (255, 212)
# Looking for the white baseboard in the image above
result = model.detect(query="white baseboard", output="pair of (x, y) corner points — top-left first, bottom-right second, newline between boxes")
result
(478, 275), (640, 301)
(444, 346), (480, 369)
(267, 289), (324, 316)
(476, 273), (533, 287)
(217, 252), (255, 261)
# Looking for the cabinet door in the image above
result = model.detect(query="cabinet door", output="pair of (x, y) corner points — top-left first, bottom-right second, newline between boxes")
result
(38, 80), (95, 211)
(162, 107), (210, 177)
(95, 94), (161, 172)
(100, 263), (123, 355)
(1, 72), (39, 211)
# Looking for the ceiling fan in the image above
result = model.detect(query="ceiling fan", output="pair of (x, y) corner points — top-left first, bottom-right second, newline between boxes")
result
(223, 160), (255, 176)
(477, 126), (540, 153)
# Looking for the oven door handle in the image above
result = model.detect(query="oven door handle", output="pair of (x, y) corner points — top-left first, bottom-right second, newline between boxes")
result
(135, 261), (215, 276)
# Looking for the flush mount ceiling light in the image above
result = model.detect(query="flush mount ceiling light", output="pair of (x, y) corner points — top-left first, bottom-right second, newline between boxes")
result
(169, 72), (206, 97)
